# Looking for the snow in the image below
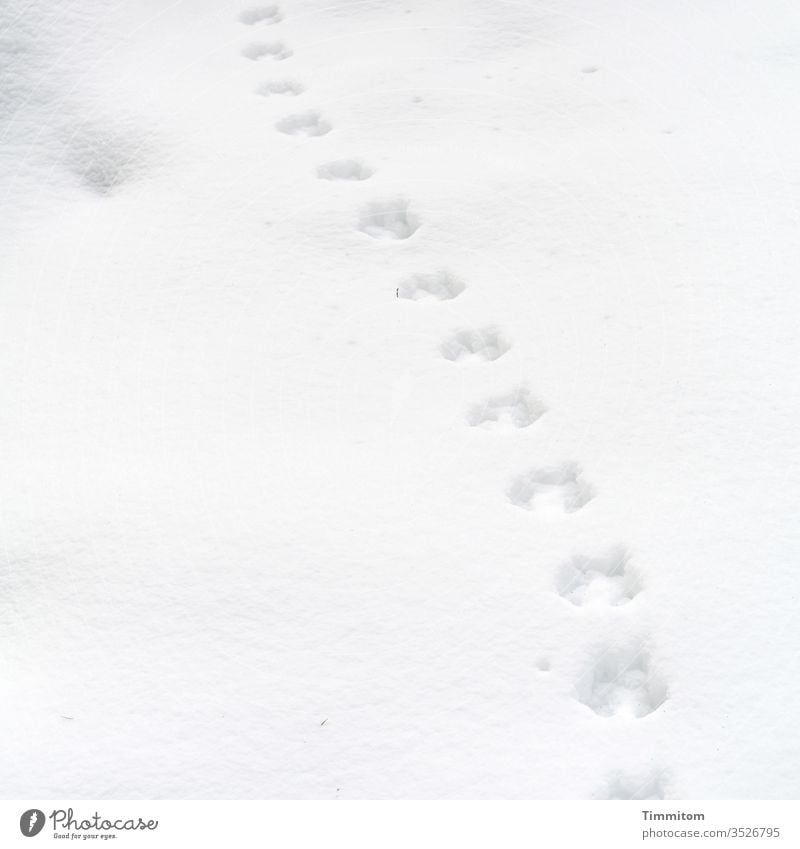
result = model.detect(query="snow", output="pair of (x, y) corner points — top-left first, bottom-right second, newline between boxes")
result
(2, 0), (800, 800)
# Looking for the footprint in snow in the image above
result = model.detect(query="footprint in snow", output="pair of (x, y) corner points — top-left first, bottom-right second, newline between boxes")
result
(576, 644), (667, 719)
(242, 41), (292, 61)
(507, 462), (593, 515)
(557, 546), (641, 607)
(239, 5), (283, 25)
(397, 268), (464, 301)
(275, 111), (332, 137)
(597, 770), (669, 800)
(466, 386), (544, 429)
(257, 79), (304, 97)
(317, 159), (373, 181)
(358, 197), (419, 240)
(439, 327), (510, 363)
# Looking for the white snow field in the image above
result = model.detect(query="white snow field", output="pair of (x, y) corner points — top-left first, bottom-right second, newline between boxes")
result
(2, 0), (800, 800)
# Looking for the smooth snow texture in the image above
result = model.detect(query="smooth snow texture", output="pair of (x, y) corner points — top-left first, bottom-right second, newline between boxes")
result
(2, 0), (800, 801)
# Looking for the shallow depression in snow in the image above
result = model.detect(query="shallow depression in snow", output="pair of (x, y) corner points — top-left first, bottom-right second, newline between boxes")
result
(576, 646), (667, 719)
(275, 111), (332, 137)
(507, 463), (594, 516)
(557, 547), (641, 606)
(439, 327), (510, 363)
(466, 386), (545, 429)
(397, 268), (464, 301)
(317, 159), (373, 181)
(358, 197), (420, 240)
(239, 5), (283, 25)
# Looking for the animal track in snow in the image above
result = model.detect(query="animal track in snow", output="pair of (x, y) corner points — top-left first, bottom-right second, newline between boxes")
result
(317, 159), (373, 181)
(241, 41), (292, 61)
(576, 645), (667, 718)
(358, 197), (419, 240)
(557, 546), (641, 606)
(239, 5), (282, 25)
(275, 111), (331, 137)
(507, 462), (593, 515)
(397, 269), (464, 301)
(599, 770), (668, 800)
(257, 79), (304, 96)
(439, 327), (510, 363)
(466, 386), (544, 429)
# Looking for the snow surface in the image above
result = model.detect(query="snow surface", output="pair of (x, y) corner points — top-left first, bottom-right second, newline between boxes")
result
(2, 0), (800, 799)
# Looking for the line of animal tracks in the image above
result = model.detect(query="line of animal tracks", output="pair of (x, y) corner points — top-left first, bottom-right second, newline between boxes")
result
(236, 2), (668, 799)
